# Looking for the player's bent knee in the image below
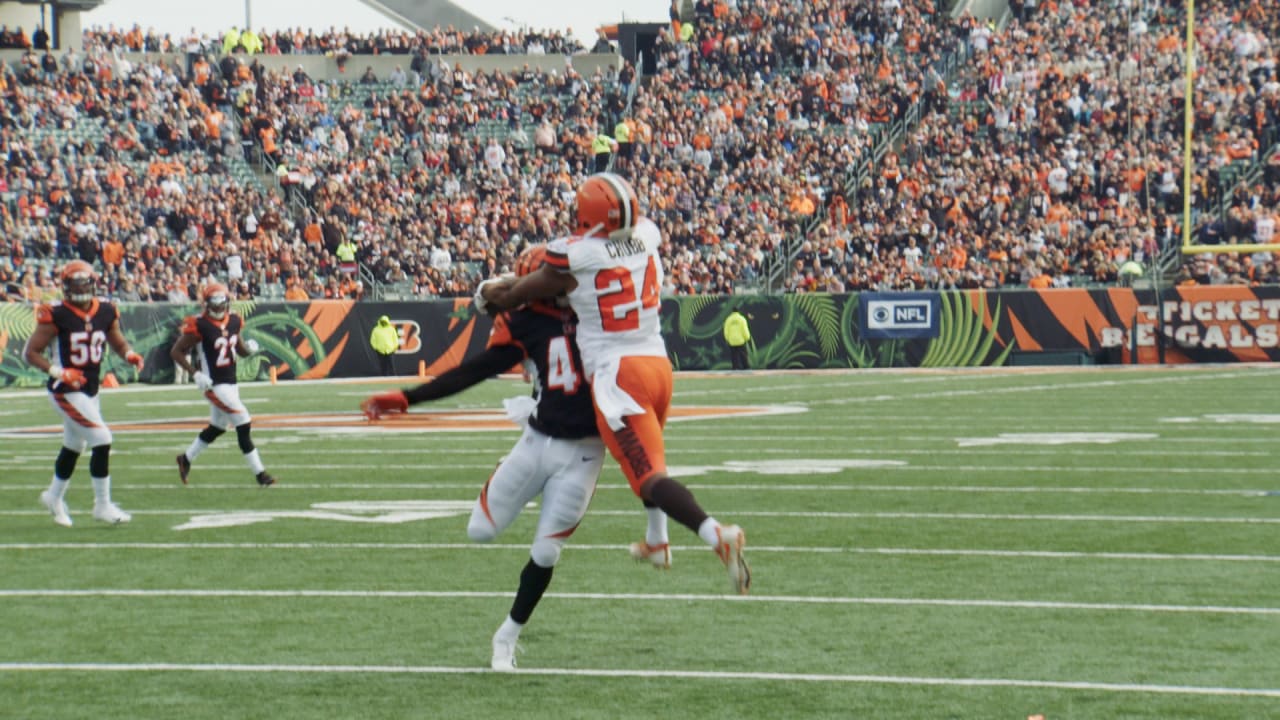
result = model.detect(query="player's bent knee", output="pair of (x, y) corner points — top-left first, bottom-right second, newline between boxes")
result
(467, 515), (498, 543)
(86, 429), (112, 450)
(199, 425), (225, 443)
(529, 538), (563, 568)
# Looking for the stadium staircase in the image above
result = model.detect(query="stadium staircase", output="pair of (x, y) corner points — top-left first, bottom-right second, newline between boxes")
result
(756, 32), (972, 292)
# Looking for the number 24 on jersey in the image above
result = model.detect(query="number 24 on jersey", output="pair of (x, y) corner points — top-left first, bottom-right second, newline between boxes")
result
(594, 257), (660, 332)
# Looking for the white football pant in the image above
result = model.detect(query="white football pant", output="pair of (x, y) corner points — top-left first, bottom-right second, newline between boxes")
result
(48, 391), (112, 451)
(204, 383), (252, 429)
(468, 425), (605, 568)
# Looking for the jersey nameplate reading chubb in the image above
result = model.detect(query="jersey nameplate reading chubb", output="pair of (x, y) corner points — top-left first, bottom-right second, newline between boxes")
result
(605, 235), (647, 259)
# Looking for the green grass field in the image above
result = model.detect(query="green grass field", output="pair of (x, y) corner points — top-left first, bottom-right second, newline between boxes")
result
(2, 366), (1279, 719)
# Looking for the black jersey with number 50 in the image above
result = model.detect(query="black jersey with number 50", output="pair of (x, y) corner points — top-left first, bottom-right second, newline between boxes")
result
(180, 313), (244, 385)
(489, 305), (597, 439)
(37, 298), (119, 396)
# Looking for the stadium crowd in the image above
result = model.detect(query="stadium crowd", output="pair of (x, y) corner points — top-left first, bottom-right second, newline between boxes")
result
(0, 0), (1277, 304)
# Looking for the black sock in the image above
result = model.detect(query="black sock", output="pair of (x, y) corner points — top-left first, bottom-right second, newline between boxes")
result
(89, 445), (110, 478)
(646, 475), (709, 534)
(54, 447), (80, 479)
(508, 559), (554, 625)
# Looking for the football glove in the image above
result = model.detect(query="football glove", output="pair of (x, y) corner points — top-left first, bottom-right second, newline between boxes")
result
(244, 338), (261, 354)
(361, 391), (409, 421)
(125, 351), (145, 371)
(48, 365), (86, 390)
(473, 274), (513, 316)
(193, 371), (213, 392)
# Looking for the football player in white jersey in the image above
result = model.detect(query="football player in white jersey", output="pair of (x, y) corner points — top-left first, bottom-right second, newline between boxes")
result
(479, 172), (750, 594)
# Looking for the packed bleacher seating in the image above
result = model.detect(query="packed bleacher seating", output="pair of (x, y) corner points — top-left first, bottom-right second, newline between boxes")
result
(1, 0), (1278, 305)
(82, 24), (585, 57)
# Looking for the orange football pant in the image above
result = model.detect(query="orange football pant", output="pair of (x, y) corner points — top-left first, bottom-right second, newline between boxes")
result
(594, 355), (672, 495)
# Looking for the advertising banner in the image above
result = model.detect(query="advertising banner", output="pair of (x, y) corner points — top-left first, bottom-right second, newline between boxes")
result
(2, 286), (1278, 387)
(860, 292), (941, 339)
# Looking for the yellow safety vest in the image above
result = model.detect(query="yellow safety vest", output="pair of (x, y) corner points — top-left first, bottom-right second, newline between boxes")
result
(723, 312), (751, 346)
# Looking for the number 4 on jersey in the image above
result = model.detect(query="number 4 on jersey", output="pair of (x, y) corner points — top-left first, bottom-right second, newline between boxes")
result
(545, 336), (581, 393)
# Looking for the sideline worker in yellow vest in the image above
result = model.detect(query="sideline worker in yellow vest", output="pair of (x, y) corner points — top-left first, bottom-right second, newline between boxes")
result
(723, 309), (751, 370)
(591, 130), (618, 173)
(370, 315), (400, 376)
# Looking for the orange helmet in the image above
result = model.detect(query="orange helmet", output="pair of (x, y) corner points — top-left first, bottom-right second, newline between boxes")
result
(576, 172), (640, 237)
(60, 260), (96, 305)
(201, 283), (230, 319)
(515, 243), (547, 277)
(513, 243), (565, 312)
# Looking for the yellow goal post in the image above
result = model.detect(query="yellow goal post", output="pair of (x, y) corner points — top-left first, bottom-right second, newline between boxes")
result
(1179, 0), (1280, 256)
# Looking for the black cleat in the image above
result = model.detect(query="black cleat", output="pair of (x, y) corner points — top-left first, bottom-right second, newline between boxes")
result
(256, 472), (276, 487)
(176, 454), (191, 485)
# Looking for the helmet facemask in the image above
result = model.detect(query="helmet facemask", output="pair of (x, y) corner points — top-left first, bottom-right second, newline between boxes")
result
(63, 273), (95, 305)
(205, 291), (230, 320)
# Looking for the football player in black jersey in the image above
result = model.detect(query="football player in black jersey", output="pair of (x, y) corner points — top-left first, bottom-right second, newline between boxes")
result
(362, 244), (641, 671)
(169, 283), (275, 487)
(22, 260), (145, 526)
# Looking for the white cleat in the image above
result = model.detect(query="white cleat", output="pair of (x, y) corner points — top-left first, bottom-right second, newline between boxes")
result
(715, 524), (751, 595)
(490, 633), (518, 672)
(40, 491), (73, 527)
(629, 541), (672, 569)
(92, 501), (132, 525)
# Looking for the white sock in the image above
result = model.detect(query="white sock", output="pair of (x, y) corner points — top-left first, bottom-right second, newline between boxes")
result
(91, 475), (111, 504)
(244, 449), (265, 475)
(47, 476), (71, 500)
(496, 616), (523, 641)
(646, 507), (669, 546)
(697, 517), (722, 547)
(185, 438), (210, 462)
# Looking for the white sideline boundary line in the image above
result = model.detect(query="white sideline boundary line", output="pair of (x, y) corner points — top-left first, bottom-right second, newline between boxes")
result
(0, 662), (1277, 698)
(4, 462), (1280, 476)
(3, 542), (1280, 564)
(4, 508), (1277, 525)
(1, 588), (1277, 616)
(0, 482), (1269, 496)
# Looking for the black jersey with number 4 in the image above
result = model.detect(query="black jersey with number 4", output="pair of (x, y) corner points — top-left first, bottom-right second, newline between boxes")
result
(181, 313), (244, 385)
(490, 305), (597, 440)
(37, 298), (119, 397)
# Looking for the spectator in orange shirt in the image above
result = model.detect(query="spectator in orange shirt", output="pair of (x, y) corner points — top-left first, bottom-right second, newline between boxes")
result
(101, 237), (125, 279)
(284, 281), (309, 302)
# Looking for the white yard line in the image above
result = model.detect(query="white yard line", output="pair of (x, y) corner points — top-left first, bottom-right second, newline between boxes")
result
(2, 461), (1277, 475)
(0, 588), (1277, 617)
(0, 481), (1269, 496)
(0, 661), (1276, 698)
(2, 542), (1279, 564)
(2, 508), (1277, 524)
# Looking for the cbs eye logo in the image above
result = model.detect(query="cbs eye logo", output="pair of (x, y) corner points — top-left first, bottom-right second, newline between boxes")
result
(871, 306), (892, 324)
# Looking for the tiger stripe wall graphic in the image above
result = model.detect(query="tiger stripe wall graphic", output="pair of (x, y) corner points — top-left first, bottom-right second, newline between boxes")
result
(0, 287), (1276, 386)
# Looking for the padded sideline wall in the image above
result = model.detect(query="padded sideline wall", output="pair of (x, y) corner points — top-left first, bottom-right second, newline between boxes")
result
(1, 286), (1276, 387)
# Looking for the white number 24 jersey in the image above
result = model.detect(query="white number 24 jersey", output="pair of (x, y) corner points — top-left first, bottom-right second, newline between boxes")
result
(544, 218), (668, 379)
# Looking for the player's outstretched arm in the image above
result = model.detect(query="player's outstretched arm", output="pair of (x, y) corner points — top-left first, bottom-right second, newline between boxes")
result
(362, 344), (523, 420)
(479, 266), (574, 314)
